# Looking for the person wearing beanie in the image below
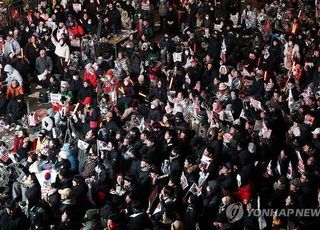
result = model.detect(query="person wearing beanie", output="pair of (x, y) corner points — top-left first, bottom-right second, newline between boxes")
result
(82, 209), (100, 230)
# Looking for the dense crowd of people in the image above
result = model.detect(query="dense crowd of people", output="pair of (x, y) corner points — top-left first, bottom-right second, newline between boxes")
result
(0, 0), (319, 229)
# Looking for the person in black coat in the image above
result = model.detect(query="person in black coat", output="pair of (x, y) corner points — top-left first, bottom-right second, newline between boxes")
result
(184, 195), (204, 230)
(57, 209), (79, 230)
(103, 139), (121, 180)
(268, 39), (282, 73)
(165, 5), (178, 35)
(6, 94), (27, 125)
(71, 175), (89, 216)
(45, 182), (61, 223)
(127, 148), (141, 180)
(148, 99), (162, 123)
(126, 201), (153, 230)
(202, 62), (215, 87)
(106, 3), (122, 34)
(24, 173), (42, 209)
(207, 32), (222, 68)
(0, 89), (7, 115)
(0, 199), (30, 230)
(91, 163), (112, 201)
(249, 72), (265, 99)
(184, 155), (200, 185)
(48, 75), (60, 93)
(168, 147), (183, 178)
(68, 73), (82, 103)
(134, 74), (150, 103)
(55, 168), (73, 189)
(149, 79), (167, 103)
(137, 157), (152, 207)
(77, 80), (93, 104)
(185, 1), (198, 32)
(229, 90), (243, 119)
(40, 32), (56, 59)
(24, 35), (42, 82)
(130, 50), (142, 77)
(143, 20), (154, 40)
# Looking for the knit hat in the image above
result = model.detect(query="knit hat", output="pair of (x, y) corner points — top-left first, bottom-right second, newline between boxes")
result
(83, 97), (92, 105)
(311, 128), (320, 135)
(218, 82), (227, 91)
(106, 112), (113, 119)
(60, 143), (71, 152)
(151, 99), (159, 108)
(84, 209), (99, 221)
(58, 188), (73, 199)
(106, 69), (113, 76)
(58, 151), (68, 160)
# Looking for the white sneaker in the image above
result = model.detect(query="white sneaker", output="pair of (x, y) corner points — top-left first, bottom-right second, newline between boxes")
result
(35, 85), (43, 89)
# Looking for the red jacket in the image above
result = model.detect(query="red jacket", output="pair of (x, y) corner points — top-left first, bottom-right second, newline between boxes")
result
(68, 24), (85, 38)
(84, 70), (98, 88)
(234, 183), (254, 202)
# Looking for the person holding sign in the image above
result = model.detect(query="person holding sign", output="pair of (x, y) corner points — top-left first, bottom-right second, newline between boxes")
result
(35, 49), (53, 89)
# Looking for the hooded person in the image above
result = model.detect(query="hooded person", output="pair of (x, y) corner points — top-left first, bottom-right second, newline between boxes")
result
(60, 143), (79, 174)
(83, 63), (97, 88)
(4, 64), (23, 86)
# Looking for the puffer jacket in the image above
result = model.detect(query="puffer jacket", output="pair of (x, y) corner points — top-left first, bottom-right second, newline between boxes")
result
(4, 64), (23, 86)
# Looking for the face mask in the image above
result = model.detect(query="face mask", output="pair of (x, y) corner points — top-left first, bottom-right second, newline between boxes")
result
(289, 41), (293, 45)
(205, 16), (209, 20)
(185, 50), (189, 55)
(88, 20), (92, 24)
(73, 75), (78, 80)
(26, 28), (29, 32)
(124, 81), (129, 86)
(60, 40), (64, 45)
(151, 104), (156, 109)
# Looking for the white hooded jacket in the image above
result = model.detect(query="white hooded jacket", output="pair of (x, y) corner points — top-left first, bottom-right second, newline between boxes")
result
(4, 64), (23, 86)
